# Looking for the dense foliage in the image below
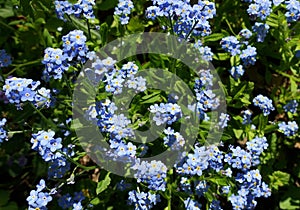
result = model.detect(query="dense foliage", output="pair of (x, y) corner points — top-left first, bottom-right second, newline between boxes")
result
(0, 0), (299, 209)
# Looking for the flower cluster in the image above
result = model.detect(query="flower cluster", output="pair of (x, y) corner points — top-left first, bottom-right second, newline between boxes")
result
(48, 145), (74, 179)
(221, 29), (257, 77)
(239, 28), (253, 39)
(175, 134), (270, 209)
(85, 56), (146, 95)
(163, 127), (185, 150)
(278, 121), (299, 137)
(30, 130), (63, 161)
(0, 118), (8, 144)
(3, 77), (52, 109)
(42, 30), (88, 80)
(184, 197), (202, 210)
(30, 130), (72, 179)
(132, 160), (167, 191)
(55, 0), (95, 21)
(128, 190), (160, 210)
(283, 99), (298, 114)
(194, 40), (214, 61)
(114, 0), (134, 25)
(146, 0), (216, 39)
(247, 0), (272, 20)
(149, 102), (182, 126)
(230, 65), (244, 80)
(193, 70), (220, 121)
(253, 94), (275, 116)
(252, 22), (270, 42)
(229, 170), (271, 209)
(0, 49), (12, 69)
(246, 136), (268, 165)
(285, 0), (300, 22)
(220, 36), (241, 56)
(240, 45), (257, 66)
(219, 113), (230, 128)
(26, 179), (53, 210)
(62, 30), (89, 62)
(242, 110), (252, 125)
(58, 191), (85, 209)
(176, 145), (209, 176)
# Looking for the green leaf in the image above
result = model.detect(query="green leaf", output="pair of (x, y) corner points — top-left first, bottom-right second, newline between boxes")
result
(1, 202), (18, 210)
(280, 197), (300, 210)
(90, 197), (101, 205)
(0, 8), (14, 18)
(0, 190), (9, 206)
(141, 94), (162, 104)
(258, 114), (268, 131)
(99, 22), (108, 45)
(213, 53), (230, 61)
(43, 28), (53, 46)
(204, 33), (225, 42)
(98, 0), (119, 11)
(127, 16), (145, 32)
(209, 177), (228, 186)
(233, 129), (243, 139)
(280, 186), (300, 209)
(269, 171), (290, 190)
(20, 0), (35, 19)
(96, 172), (111, 194)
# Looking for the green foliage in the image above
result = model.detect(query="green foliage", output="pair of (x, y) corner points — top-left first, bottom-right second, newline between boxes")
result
(0, 0), (299, 209)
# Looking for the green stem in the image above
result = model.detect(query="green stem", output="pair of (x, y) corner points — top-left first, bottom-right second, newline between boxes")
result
(185, 21), (199, 41)
(58, 150), (98, 171)
(86, 19), (92, 40)
(4, 59), (42, 77)
(31, 104), (57, 129)
(69, 16), (101, 40)
(225, 18), (237, 36)
(0, 20), (15, 32)
(275, 70), (300, 83)
(167, 168), (173, 210)
(168, 187), (172, 210)
(168, 14), (174, 35)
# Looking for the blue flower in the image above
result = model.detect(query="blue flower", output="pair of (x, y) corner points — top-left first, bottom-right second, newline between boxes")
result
(0, 118), (8, 144)
(220, 36), (241, 56)
(229, 194), (246, 210)
(253, 94), (274, 116)
(27, 179), (52, 209)
(163, 127), (185, 150)
(42, 47), (69, 80)
(283, 100), (298, 114)
(62, 30), (89, 62)
(240, 46), (257, 66)
(194, 40), (214, 61)
(146, 0), (216, 38)
(278, 121), (298, 137)
(55, 0), (95, 21)
(0, 49), (12, 68)
(128, 190), (160, 210)
(210, 200), (223, 210)
(242, 110), (252, 125)
(239, 29), (253, 39)
(3, 77), (52, 108)
(132, 160), (167, 191)
(219, 113), (230, 128)
(247, 0), (272, 20)
(184, 197), (202, 210)
(285, 0), (300, 22)
(114, 0), (134, 25)
(230, 65), (244, 80)
(252, 22), (269, 42)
